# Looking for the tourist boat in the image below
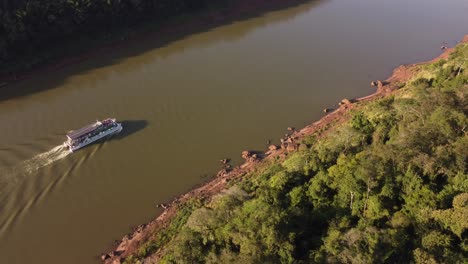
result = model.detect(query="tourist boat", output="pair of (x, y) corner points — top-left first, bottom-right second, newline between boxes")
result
(66, 118), (123, 152)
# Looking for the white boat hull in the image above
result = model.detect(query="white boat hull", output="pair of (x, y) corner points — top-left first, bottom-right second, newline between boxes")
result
(67, 123), (122, 152)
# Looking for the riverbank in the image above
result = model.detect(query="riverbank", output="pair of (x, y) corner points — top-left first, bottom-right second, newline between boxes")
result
(0, 0), (309, 89)
(103, 35), (467, 264)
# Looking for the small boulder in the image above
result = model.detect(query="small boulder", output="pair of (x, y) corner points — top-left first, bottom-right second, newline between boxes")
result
(157, 203), (169, 209)
(241, 151), (251, 159)
(341, 98), (352, 105)
(101, 254), (111, 261)
(287, 127), (295, 131)
(286, 143), (297, 152)
(323, 108), (332, 113)
(377, 80), (384, 89)
(249, 155), (261, 162)
(217, 169), (228, 177)
(370, 81), (377, 86)
(136, 224), (145, 232)
(220, 158), (230, 164)
(298, 144), (309, 151)
(268, 145), (279, 151)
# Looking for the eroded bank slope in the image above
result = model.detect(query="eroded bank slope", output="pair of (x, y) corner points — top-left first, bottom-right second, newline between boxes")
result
(105, 35), (468, 264)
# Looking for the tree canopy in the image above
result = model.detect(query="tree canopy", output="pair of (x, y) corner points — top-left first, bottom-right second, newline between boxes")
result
(0, 0), (214, 71)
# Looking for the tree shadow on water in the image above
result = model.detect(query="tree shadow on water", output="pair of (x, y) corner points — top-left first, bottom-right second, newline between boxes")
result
(0, 0), (322, 101)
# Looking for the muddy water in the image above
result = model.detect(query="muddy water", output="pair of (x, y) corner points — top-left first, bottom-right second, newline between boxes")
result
(0, 0), (467, 263)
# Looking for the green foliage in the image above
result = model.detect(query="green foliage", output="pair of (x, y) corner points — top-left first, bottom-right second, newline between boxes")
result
(421, 231), (452, 255)
(413, 248), (438, 264)
(351, 111), (374, 135)
(412, 77), (433, 89)
(134, 44), (468, 263)
(123, 198), (202, 263)
(431, 193), (468, 238)
(282, 153), (307, 173)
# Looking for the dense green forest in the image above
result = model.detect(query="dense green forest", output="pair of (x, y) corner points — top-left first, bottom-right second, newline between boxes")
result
(124, 43), (468, 263)
(0, 0), (221, 71)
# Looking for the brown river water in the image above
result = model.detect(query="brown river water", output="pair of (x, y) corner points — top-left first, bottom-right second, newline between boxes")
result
(1, 0), (467, 263)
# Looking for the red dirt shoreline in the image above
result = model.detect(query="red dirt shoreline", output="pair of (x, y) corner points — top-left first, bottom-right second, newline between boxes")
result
(102, 35), (466, 264)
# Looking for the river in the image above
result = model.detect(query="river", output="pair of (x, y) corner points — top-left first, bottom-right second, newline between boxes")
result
(0, 0), (467, 263)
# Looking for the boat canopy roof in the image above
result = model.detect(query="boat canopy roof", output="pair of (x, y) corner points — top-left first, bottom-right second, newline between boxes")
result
(67, 122), (100, 140)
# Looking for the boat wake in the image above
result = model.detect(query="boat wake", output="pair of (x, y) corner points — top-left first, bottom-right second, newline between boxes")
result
(20, 143), (71, 175)
(0, 143), (71, 186)
(0, 143), (72, 236)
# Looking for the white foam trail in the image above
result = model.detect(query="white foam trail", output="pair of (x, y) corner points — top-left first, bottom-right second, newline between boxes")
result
(0, 143), (71, 180)
(0, 143), (71, 187)
(0, 143), (72, 234)
(20, 143), (71, 174)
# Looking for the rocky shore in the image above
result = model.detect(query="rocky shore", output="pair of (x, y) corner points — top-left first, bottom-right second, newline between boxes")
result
(102, 34), (467, 264)
(103, 80), (391, 263)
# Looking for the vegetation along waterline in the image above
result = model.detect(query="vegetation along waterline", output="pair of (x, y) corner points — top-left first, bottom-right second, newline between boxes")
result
(104, 37), (468, 263)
